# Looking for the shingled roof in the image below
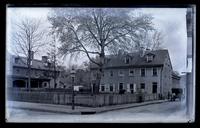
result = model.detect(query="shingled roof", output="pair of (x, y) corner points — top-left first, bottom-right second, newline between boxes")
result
(10, 55), (61, 71)
(90, 49), (170, 69)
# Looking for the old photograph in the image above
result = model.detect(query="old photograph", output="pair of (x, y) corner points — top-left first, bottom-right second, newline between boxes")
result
(5, 6), (196, 123)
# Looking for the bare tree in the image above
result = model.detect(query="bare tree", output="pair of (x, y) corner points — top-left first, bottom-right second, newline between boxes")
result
(12, 18), (46, 91)
(133, 30), (164, 51)
(48, 8), (154, 92)
(150, 30), (164, 50)
(46, 33), (63, 88)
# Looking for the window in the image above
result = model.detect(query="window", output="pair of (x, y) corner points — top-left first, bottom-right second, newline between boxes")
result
(118, 70), (124, 76)
(140, 83), (145, 89)
(110, 84), (113, 92)
(153, 68), (157, 76)
(110, 70), (113, 77)
(130, 83), (134, 94)
(15, 69), (20, 73)
(43, 82), (47, 88)
(130, 84), (133, 89)
(141, 68), (145, 76)
(125, 57), (130, 64)
(119, 83), (124, 90)
(146, 55), (153, 62)
(101, 85), (105, 92)
(15, 58), (19, 64)
(129, 69), (134, 76)
(152, 82), (157, 93)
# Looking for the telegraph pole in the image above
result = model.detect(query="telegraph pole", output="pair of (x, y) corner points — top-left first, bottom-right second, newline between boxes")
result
(71, 67), (76, 110)
(28, 36), (31, 92)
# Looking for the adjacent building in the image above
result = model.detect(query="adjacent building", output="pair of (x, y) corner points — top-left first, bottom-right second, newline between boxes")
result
(6, 54), (61, 89)
(91, 49), (180, 98)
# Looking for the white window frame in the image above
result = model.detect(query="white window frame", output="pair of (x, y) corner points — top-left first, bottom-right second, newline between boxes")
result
(134, 83), (137, 93)
(101, 84), (105, 92)
(109, 83), (113, 92)
(129, 69), (134, 76)
(146, 55), (153, 62)
(119, 83), (124, 90)
(118, 70), (124, 77)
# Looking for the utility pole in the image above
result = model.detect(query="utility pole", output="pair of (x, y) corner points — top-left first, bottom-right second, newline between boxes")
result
(71, 67), (76, 110)
(27, 36), (31, 92)
(53, 54), (56, 88)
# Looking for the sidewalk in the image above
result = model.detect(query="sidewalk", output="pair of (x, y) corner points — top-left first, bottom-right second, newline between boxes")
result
(7, 100), (168, 114)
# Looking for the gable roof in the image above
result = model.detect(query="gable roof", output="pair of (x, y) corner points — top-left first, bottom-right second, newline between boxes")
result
(91, 49), (170, 69)
(9, 54), (61, 71)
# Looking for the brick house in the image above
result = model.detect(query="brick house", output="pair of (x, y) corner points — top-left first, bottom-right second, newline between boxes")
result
(90, 49), (179, 98)
(6, 54), (61, 89)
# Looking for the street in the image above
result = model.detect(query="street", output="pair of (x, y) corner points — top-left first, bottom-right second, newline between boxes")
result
(6, 100), (188, 123)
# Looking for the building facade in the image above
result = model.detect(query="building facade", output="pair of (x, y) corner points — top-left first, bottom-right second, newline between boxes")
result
(91, 49), (178, 98)
(6, 54), (61, 89)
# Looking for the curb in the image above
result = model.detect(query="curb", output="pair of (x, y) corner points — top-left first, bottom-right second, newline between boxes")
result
(94, 100), (168, 114)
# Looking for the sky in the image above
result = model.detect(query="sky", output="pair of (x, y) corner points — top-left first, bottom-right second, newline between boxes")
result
(6, 7), (188, 74)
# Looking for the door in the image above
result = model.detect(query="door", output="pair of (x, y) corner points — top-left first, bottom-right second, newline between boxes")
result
(152, 83), (157, 93)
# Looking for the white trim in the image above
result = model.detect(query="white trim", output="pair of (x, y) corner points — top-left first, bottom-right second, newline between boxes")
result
(118, 70), (124, 77)
(129, 69), (134, 76)
(134, 83), (137, 92)
(119, 82), (124, 90)
(109, 83), (114, 92)
(146, 55), (153, 62)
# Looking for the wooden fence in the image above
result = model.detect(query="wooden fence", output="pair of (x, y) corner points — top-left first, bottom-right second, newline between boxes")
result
(7, 90), (158, 107)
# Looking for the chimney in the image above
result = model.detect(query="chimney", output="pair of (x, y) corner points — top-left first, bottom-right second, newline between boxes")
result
(42, 56), (48, 63)
(118, 49), (123, 55)
(146, 48), (150, 51)
(139, 47), (145, 57)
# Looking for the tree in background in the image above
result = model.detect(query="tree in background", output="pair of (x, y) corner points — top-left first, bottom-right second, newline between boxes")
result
(12, 18), (46, 91)
(48, 8), (157, 93)
(46, 31), (65, 88)
(134, 30), (164, 51)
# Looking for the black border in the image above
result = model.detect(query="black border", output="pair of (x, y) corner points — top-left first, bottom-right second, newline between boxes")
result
(1, 0), (199, 128)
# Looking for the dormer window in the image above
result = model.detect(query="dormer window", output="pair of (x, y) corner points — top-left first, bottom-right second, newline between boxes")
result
(125, 57), (130, 64)
(15, 57), (19, 64)
(146, 55), (153, 62)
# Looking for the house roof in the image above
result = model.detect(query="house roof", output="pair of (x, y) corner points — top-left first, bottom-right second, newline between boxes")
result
(172, 71), (181, 79)
(9, 55), (61, 71)
(90, 49), (170, 69)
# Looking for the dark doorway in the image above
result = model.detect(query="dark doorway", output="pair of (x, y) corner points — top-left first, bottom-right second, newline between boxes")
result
(152, 82), (157, 93)
(30, 80), (38, 88)
(13, 80), (26, 88)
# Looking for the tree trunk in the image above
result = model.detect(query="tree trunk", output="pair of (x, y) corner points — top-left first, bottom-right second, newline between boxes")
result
(95, 48), (105, 94)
